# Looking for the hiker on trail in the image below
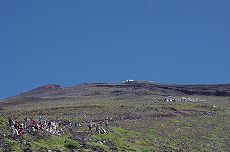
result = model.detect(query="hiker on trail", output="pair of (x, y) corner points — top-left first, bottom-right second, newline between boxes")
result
(52, 122), (58, 131)
(20, 121), (24, 129)
(14, 121), (19, 129)
(39, 115), (45, 125)
(18, 129), (24, 136)
(43, 120), (47, 127)
(24, 117), (30, 129)
(31, 118), (37, 126)
(87, 120), (93, 132)
(8, 117), (14, 127)
(11, 126), (19, 136)
(96, 124), (100, 134)
(104, 118), (109, 127)
(96, 124), (106, 134)
(100, 127), (106, 134)
(31, 126), (36, 136)
(57, 128), (63, 136)
(48, 121), (51, 129)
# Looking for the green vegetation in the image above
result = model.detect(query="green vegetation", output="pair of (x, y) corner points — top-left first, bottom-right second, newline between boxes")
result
(4, 138), (22, 152)
(87, 142), (111, 151)
(92, 127), (158, 151)
(31, 136), (79, 151)
(0, 116), (10, 135)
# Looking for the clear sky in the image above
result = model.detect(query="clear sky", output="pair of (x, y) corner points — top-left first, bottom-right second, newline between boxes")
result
(0, 1), (230, 99)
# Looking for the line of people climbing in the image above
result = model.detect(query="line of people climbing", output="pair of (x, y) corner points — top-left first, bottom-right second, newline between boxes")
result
(8, 116), (112, 137)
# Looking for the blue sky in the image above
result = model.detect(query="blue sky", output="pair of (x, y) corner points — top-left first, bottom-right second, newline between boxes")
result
(0, 1), (230, 99)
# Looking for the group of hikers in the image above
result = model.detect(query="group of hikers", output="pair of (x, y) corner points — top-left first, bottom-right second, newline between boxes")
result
(87, 118), (110, 134)
(8, 116), (111, 138)
(9, 116), (63, 137)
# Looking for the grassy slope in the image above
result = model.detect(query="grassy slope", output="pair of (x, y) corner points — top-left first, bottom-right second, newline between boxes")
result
(0, 93), (230, 151)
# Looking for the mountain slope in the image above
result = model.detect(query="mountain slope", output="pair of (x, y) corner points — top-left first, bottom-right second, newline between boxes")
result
(1, 81), (230, 106)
